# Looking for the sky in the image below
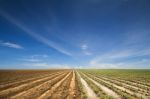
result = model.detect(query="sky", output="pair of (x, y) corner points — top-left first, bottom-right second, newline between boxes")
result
(0, 0), (150, 69)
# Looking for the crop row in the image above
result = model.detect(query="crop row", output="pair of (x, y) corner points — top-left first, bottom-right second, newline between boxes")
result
(0, 71), (63, 91)
(98, 76), (150, 96)
(0, 71), (69, 98)
(82, 72), (140, 99)
(79, 72), (113, 99)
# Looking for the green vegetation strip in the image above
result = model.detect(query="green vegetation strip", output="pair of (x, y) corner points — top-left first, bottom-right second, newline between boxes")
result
(75, 71), (87, 99)
(85, 73), (141, 99)
(79, 72), (113, 99)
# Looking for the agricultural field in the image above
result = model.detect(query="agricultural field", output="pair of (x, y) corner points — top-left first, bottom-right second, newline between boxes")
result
(0, 69), (149, 99)
(78, 69), (150, 99)
(0, 69), (84, 99)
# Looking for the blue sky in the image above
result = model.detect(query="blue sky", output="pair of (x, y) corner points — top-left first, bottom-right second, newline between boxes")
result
(0, 0), (150, 69)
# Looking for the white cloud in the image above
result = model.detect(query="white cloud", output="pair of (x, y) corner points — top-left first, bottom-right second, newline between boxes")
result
(47, 64), (72, 69)
(90, 63), (121, 69)
(22, 62), (49, 67)
(20, 54), (49, 62)
(89, 48), (150, 69)
(81, 44), (88, 50)
(81, 44), (92, 55)
(91, 48), (150, 63)
(0, 41), (23, 49)
(88, 62), (148, 69)
(22, 62), (72, 69)
(21, 58), (41, 62)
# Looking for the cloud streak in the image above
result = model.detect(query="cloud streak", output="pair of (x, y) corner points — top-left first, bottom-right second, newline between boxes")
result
(22, 62), (49, 67)
(22, 62), (71, 69)
(0, 41), (23, 49)
(0, 10), (72, 56)
(21, 58), (41, 62)
(90, 48), (150, 68)
(20, 54), (49, 62)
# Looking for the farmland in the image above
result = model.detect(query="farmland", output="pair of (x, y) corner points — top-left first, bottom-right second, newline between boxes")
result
(0, 69), (149, 99)
(0, 69), (83, 99)
(78, 69), (150, 99)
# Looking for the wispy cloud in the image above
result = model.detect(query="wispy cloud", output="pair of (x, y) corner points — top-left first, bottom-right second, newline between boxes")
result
(89, 60), (150, 69)
(32, 54), (49, 58)
(81, 44), (88, 50)
(88, 29), (150, 69)
(22, 62), (49, 67)
(0, 41), (23, 49)
(0, 10), (72, 56)
(20, 54), (49, 62)
(22, 62), (71, 69)
(21, 58), (41, 62)
(90, 59), (150, 69)
(47, 64), (71, 69)
(81, 44), (92, 55)
(89, 48), (150, 68)
(89, 63), (121, 69)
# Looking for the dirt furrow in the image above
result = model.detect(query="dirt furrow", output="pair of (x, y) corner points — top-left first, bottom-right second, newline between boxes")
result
(50, 72), (72, 99)
(76, 71), (98, 99)
(66, 70), (76, 99)
(10, 72), (69, 99)
(82, 72), (120, 99)
(0, 72), (64, 98)
(0, 71), (61, 91)
(38, 72), (72, 99)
